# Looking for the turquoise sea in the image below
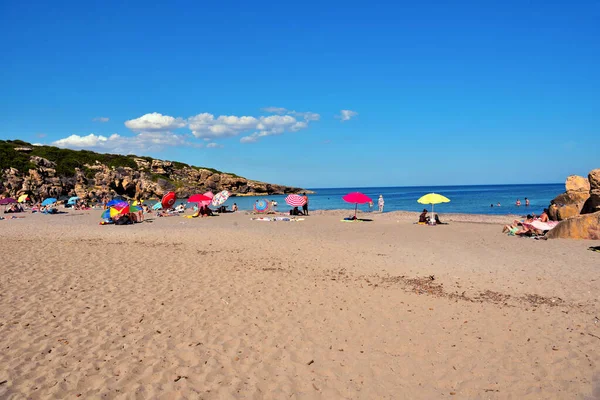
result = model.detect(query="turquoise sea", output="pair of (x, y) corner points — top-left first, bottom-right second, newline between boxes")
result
(208, 183), (564, 215)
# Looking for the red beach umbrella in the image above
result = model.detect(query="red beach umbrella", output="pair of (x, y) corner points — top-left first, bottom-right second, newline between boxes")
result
(285, 194), (306, 207)
(342, 192), (373, 217)
(187, 194), (212, 203)
(161, 192), (177, 209)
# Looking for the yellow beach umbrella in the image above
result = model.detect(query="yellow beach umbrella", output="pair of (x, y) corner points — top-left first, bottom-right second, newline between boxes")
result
(417, 193), (450, 218)
(17, 194), (29, 203)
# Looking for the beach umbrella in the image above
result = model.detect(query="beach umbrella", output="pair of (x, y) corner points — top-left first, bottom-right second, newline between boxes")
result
(101, 204), (133, 219)
(212, 190), (230, 207)
(342, 192), (373, 217)
(68, 196), (80, 205)
(285, 194), (306, 207)
(0, 198), (17, 205)
(17, 194), (29, 203)
(199, 191), (214, 207)
(188, 194), (212, 203)
(161, 191), (177, 209)
(417, 193), (450, 220)
(107, 199), (127, 207)
(41, 198), (57, 206)
(152, 202), (162, 210)
(253, 199), (270, 214)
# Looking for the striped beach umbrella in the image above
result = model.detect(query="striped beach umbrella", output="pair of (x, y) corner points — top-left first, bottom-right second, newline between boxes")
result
(253, 199), (270, 214)
(212, 190), (230, 207)
(285, 194), (306, 207)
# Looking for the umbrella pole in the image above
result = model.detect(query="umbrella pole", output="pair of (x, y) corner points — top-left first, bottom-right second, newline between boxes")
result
(355, 203), (358, 218)
(432, 203), (434, 224)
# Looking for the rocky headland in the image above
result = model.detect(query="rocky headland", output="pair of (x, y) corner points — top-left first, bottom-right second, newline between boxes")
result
(0, 140), (309, 201)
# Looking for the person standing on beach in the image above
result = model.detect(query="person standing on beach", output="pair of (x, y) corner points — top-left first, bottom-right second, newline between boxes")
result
(302, 193), (309, 216)
(378, 195), (385, 212)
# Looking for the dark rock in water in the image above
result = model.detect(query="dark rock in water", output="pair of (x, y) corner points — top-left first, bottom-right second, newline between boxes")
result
(546, 211), (600, 240)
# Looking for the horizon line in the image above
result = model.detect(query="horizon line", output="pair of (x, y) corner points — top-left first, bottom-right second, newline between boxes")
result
(307, 182), (563, 190)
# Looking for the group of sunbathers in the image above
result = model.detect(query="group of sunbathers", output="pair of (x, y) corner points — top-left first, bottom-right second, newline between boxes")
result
(3, 203), (24, 213)
(502, 208), (550, 236)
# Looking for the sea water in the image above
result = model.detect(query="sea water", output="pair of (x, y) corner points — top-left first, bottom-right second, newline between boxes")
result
(187, 183), (563, 216)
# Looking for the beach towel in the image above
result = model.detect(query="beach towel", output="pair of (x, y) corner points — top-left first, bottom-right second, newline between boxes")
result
(529, 220), (559, 231)
(588, 246), (600, 253)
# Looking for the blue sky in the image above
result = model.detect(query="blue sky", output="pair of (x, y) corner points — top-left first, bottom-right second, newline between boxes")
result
(1, 1), (598, 188)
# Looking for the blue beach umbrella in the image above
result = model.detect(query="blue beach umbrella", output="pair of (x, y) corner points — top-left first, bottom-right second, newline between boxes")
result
(68, 196), (80, 204)
(41, 198), (57, 206)
(253, 199), (270, 214)
(107, 199), (127, 207)
(152, 202), (162, 210)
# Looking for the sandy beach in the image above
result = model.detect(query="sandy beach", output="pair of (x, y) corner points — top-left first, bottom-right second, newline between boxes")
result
(1, 210), (599, 399)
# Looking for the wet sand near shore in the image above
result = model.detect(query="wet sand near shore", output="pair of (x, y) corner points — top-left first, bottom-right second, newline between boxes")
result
(1, 210), (599, 399)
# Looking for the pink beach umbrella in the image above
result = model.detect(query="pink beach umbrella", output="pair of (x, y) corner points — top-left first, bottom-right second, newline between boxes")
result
(188, 194), (212, 204)
(342, 192), (373, 217)
(197, 191), (213, 207)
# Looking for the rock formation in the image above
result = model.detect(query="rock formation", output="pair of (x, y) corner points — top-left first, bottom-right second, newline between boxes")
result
(0, 142), (309, 201)
(582, 169), (600, 215)
(549, 175), (590, 221)
(547, 168), (600, 240)
(546, 211), (600, 240)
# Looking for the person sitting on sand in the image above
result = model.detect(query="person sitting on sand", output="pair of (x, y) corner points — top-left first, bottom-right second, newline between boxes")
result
(539, 208), (549, 222)
(290, 207), (304, 216)
(419, 209), (430, 223)
(503, 214), (536, 236)
(200, 205), (213, 217)
(231, 203), (238, 212)
(434, 214), (447, 225)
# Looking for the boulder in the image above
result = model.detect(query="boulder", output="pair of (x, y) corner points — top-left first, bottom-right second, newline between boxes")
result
(548, 203), (559, 221)
(581, 169), (600, 214)
(552, 190), (589, 206)
(565, 175), (590, 193)
(589, 168), (600, 190)
(546, 211), (600, 240)
(557, 203), (584, 220)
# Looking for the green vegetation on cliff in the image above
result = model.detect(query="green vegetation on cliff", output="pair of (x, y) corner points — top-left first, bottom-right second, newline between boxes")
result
(0, 140), (238, 178)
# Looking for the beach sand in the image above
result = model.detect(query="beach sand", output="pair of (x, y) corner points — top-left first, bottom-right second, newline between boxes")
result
(1, 210), (599, 399)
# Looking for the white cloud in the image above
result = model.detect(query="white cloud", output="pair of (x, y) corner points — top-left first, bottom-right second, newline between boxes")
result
(206, 142), (224, 149)
(260, 107), (320, 122)
(93, 117), (110, 123)
(125, 112), (186, 132)
(261, 107), (288, 114)
(52, 132), (190, 154)
(191, 110), (318, 143)
(36, 133), (47, 138)
(188, 113), (259, 139)
(338, 109), (358, 122)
